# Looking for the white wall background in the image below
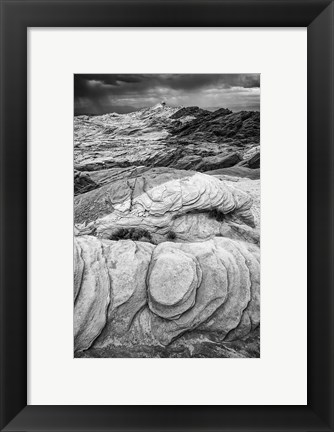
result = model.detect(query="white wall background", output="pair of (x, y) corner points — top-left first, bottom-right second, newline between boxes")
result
(28, 28), (307, 405)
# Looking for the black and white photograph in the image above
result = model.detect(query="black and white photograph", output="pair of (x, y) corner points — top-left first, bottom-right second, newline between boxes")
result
(73, 74), (260, 358)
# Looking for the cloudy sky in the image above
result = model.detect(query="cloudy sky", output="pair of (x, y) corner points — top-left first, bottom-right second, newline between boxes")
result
(74, 74), (260, 115)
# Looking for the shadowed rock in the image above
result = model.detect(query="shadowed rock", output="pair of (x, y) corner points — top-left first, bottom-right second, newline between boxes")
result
(196, 152), (242, 171)
(247, 152), (260, 168)
(206, 166), (260, 180)
(169, 110), (259, 145)
(170, 106), (212, 120)
(74, 170), (98, 195)
(239, 151), (260, 169)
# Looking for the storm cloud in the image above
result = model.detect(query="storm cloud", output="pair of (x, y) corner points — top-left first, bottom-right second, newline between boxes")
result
(74, 74), (260, 115)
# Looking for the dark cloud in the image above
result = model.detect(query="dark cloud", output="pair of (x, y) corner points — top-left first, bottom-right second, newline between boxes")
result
(74, 74), (260, 115)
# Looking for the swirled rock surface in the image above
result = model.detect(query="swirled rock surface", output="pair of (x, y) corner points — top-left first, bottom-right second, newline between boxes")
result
(74, 236), (260, 357)
(74, 168), (259, 245)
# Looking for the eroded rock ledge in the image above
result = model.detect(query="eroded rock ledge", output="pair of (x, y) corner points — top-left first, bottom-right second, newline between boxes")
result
(74, 168), (260, 246)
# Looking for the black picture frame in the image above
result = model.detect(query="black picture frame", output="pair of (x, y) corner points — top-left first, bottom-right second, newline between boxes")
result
(1, 0), (333, 430)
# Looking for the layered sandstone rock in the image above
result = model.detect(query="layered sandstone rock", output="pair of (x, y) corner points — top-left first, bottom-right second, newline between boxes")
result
(74, 236), (260, 354)
(74, 168), (259, 245)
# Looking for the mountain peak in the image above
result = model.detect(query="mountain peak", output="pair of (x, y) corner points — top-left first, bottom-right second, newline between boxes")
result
(151, 101), (167, 110)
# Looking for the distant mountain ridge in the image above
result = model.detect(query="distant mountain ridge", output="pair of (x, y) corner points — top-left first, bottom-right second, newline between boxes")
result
(75, 102), (234, 117)
(74, 102), (260, 174)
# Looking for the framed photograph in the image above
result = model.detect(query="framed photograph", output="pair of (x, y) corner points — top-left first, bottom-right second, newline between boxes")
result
(1, 0), (333, 431)
(73, 73), (261, 360)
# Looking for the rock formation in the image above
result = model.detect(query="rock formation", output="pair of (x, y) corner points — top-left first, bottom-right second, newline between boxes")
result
(74, 102), (260, 358)
(74, 105), (260, 173)
(74, 170), (98, 195)
(74, 236), (260, 356)
(74, 168), (259, 246)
